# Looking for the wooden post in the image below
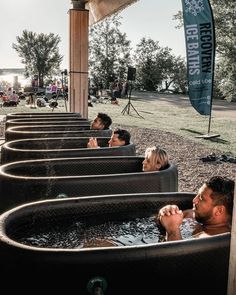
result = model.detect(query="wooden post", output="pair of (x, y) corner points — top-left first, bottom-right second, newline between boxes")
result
(227, 175), (236, 294)
(69, 6), (88, 118)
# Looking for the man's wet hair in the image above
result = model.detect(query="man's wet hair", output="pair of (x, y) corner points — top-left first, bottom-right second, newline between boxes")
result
(113, 128), (131, 145)
(206, 176), (235, 216)
(97, 113), (112, 129)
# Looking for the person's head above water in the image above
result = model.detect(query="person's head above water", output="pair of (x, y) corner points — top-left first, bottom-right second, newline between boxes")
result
(91, 113), (112, 130)
(142, 146), (169, 172)
(192, 175), (234, 225)
(87, 128), (131, 149)
(108, 128), (131, 147)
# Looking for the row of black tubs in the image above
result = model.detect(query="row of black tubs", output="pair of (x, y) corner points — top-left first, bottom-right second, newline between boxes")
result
(0, 112), (229, 294)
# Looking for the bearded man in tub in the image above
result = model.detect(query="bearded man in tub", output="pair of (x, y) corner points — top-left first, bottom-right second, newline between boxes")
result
(157, 176), (234, 241)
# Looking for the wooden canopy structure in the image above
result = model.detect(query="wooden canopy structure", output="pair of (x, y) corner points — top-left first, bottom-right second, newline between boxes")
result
(69, 0), (138, 117)
(85, 0), (138, 25)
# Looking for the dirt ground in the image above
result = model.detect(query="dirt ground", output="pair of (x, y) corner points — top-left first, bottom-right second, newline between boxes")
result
(114, 124), (236, 193)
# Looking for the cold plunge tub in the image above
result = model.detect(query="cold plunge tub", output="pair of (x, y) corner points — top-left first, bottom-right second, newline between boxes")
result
(5, 126), (112, 141)
(0, 193), (230, 294)
(0, 156), (177, 212)
(6, 112), (82, 120)
(1, 137), (136, 164)
(4, 124), (91, 139)
(5, 118), (90, 129)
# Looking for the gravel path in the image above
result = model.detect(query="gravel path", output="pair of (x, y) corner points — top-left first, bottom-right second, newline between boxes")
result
(116, 124), (236, 193)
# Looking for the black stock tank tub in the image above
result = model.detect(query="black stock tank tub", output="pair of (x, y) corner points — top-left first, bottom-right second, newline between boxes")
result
(0, 192), (230, 294)
(0, 156), (177, 212)
(1, 138), (136, 164)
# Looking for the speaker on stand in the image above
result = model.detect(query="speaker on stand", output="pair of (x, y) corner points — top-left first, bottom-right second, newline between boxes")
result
(127, 67), (136, 81)
(121, 67), (143, 118)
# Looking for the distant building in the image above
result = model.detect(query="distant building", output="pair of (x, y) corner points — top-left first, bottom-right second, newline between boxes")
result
(0, 68), (24, 75)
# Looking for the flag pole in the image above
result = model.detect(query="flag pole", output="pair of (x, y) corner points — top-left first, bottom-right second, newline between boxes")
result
(202, 0), (220, 139)
(207, 0), (215, 135)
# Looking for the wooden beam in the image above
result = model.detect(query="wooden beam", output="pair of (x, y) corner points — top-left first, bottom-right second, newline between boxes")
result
(69, 8), (89, 118)
(227, 174), (236, 294)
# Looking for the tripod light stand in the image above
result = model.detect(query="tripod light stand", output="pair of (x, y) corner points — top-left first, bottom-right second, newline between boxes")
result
(121, 80), (143, 118)
(52, 69), (68, 112)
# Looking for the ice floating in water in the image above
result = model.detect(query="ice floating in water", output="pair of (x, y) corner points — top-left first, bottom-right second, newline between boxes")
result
(18, 216), (199, 249)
